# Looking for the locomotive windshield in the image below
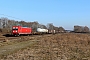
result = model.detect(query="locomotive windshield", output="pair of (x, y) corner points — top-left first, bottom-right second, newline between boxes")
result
(13, 28), (18, 30)
(13, 27), (18, 30)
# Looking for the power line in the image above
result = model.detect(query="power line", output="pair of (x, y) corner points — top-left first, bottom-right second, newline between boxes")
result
(0, 13), (23, 20)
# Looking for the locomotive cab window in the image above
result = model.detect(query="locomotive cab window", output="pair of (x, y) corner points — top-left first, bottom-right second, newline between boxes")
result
(13, 28), (18, 30)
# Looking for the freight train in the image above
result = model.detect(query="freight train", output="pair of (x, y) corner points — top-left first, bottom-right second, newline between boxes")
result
(12, 26), (56, 36)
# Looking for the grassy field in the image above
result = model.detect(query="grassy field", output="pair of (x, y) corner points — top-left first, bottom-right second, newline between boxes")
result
(0, 39), (39, 59)
(0, 33), (90, 60)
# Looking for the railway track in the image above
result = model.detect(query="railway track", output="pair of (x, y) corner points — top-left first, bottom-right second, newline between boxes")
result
(0, 34), (53, 43)
(0, 36), (6, 42)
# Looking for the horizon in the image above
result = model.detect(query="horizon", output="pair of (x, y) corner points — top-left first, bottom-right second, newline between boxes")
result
(0, 0), (90, 30)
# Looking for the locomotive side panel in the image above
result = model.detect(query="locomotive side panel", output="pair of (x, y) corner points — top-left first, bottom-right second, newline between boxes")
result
(20, 27), (32, 34)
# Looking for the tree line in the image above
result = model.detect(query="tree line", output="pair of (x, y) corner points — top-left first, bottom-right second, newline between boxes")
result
(74, 25), (89, 33)
(0, 17), (90, 33)
(0, 17), (65, 33)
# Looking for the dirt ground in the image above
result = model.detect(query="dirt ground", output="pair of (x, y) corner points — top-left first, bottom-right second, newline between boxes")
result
(0, 33), (90, 60)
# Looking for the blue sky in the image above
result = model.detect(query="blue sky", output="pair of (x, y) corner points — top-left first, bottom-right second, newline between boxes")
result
(0, 0), (90, 30)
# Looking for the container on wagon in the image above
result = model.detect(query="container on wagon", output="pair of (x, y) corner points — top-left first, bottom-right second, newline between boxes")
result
(37, 28), (48, 33)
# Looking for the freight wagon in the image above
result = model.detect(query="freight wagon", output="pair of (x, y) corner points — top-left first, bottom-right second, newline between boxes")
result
(48, 29), (56, 34)
(12, 26), (32, 36)
(36, 28), (48, 34)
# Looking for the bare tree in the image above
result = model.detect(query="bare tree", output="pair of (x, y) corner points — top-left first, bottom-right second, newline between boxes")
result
(47, 23), (54, 30)
(74, 25), (89, 33)
(38, 24), (47, 29)
(58, 27), (65, 33)
(0, 19), (3, 28)
(0, 17), (8, 28)
(31, 21), (40, 32)
(74, 26), (82, 33)
(83, 26), (89, 33)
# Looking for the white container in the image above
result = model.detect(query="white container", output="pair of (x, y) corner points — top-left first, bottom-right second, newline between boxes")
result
(37, 28), (48, 33)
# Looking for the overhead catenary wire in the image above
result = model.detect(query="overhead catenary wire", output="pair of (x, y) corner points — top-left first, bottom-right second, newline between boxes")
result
(0, 13), (23, 21)
(0, 13), (34, 27)
(0, 13), (25, 26)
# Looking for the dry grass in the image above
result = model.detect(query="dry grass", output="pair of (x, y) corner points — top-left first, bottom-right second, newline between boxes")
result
(0, 33), (90, 60)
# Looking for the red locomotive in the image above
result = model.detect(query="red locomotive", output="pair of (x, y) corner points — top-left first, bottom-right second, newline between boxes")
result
(12, 26), (32, 36)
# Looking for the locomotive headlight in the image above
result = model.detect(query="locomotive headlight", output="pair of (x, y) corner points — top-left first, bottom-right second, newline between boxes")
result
(13, 31), (14, 32)
(16, 31), (17, 32)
